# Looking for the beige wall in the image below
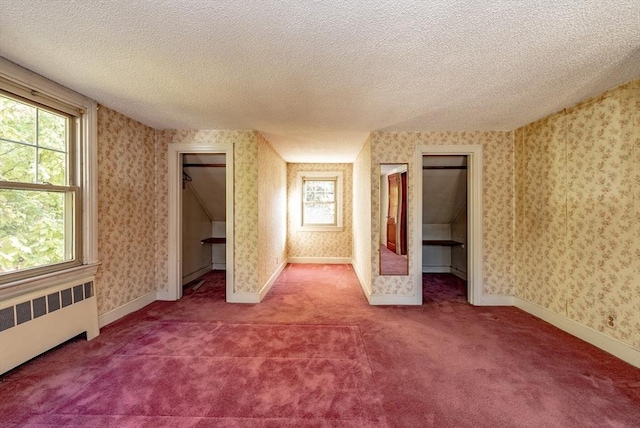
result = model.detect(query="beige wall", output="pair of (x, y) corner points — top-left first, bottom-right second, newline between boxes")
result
(257, 133), (287, 287)
(352, 137), (372, 291)
(154, 130), (259, 294)
(287, 163), (353, 259)
(514, 79), (640, 348)
(370, 131), (514, 296)
(95, 106), (156, 315)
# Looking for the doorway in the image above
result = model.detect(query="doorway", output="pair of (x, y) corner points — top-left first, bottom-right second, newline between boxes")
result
(167, 143), (234, 301)
(414, 145), (483, 305)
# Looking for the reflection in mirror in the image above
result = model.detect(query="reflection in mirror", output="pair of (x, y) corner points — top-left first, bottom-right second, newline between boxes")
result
(380, 164), (408, 275)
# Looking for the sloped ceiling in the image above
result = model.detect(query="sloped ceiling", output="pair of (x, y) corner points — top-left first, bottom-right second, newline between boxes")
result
(183, 154), (226, 222)
(1, 1), (639, 162)
(422, 156), (466, 224)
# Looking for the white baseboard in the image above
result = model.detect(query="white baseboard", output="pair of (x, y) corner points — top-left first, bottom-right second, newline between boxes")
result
(473, 294), (513, 306)
(212, 263), (226, 270)
(450, 266), (467, 281)
(181, 266), (212, 286)
(351, 259), (372, 303)
(288, 257), (352, 264)
(514, 297), (639, 368)
(98, 290), (156, 327)
(258, 259), (288, 301)
(226, 292), (260, 304)
(369, 293), (421, 305)
(422, 266), (450, 273)
(155, 290), (171, 301)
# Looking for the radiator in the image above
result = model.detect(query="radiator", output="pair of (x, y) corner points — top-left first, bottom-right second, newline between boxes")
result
(0, 276), (99, 374)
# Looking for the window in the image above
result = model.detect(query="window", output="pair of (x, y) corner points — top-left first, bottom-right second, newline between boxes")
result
(297, 171), (343, 231)
(0, 60), (97, 296)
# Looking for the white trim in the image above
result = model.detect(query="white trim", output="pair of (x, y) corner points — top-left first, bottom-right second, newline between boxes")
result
(369, 293), (421, 305)
(351, 258), (372, 302)
(514, 297), (640, 368)
(258, 259), (288, 300)
(167, 143), (234, 302)
(226, 292), (260, 304)
(450, 266), (468, 281)
(296, 170), (344, 232)
(422, 266), (451, 273)
(212, 263), (226, 270)
(288, 257), (352, 264)
(474, 294), (513, 306)
(0, 58), (99, 289)
(182, 266), (212, 286)
(416, 145), (483, 306)
(98, 290), (156, 328)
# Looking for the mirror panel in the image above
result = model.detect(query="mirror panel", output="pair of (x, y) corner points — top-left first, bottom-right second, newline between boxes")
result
(380, 164), (408, 275)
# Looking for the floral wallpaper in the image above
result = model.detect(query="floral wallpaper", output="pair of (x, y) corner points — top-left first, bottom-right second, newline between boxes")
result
(153, 130), (259, 294)
(353, 137), (372, 291)
(515, 79), (640, 348)
(287, 163), (353, 259)
(96, 106), (156, 315)
(370, 131), (514, 297)
(257, 133), (287, 287)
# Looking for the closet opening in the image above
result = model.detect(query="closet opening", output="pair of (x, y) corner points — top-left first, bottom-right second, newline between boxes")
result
(421, 155), (468, 303)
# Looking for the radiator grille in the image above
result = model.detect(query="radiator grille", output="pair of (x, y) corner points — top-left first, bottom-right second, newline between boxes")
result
(0, 282), (93, 333)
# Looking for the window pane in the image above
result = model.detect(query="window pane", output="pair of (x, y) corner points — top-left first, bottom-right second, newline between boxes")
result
(0, 189), (71, 274)
(38, 148), (66, 185)
(303, 202), (335, 225)
(0, 95), (36, 145)
(0, 140), (36, 183)
(38, 109), (67, 151)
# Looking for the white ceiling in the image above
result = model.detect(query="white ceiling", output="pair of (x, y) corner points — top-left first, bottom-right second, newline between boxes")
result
(183, 154), (226, 222)
(1, 1), (638, 162)
(422, 156), (467, 224)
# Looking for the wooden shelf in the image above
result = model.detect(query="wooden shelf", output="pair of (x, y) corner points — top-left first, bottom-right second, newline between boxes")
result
(201, 237), (226, 244)
(422, 240), (463, 246)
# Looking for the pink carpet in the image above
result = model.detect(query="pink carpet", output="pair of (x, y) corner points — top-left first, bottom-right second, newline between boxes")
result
(379, 245), (408, 275)
(1, 266), (639, 427)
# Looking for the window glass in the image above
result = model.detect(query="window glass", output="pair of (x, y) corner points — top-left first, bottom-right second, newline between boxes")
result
(302, 179), (336, 225)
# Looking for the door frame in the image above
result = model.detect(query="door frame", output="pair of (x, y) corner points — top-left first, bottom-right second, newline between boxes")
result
(167, 143), (234, 301)
(415, 145), (483, 305)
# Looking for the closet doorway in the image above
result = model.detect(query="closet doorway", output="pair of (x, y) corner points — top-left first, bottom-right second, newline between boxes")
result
(414, 145), (483, 305)
(166, 143), (234, 301)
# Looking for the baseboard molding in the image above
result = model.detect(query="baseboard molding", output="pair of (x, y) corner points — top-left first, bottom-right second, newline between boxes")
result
(450, 266), (467, 281)
(212, 263), (226, 270)
(155, 290), (171, 301)
(226, 292), (260, 304)
(181, 266), (212, 286)
(369, 293), (421, 305)
(288, 257), (352, 264)
(258, 259), (288, 301)
(422, 266), (450, 273)
(473, 294), (513, 306)
(98, 290), (156, 327)
(514, 297), (640, 368)
(351, 259), (372, 303)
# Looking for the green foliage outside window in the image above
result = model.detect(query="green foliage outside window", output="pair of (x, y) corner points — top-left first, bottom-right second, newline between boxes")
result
(0, 94), (71, 275)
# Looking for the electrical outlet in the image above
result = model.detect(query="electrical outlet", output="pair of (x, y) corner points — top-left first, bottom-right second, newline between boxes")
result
(605, 311), (616, 329)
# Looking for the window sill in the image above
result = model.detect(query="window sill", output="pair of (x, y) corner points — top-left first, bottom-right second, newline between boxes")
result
(299, 226), (344, 232)
(0, 262), (101, 301)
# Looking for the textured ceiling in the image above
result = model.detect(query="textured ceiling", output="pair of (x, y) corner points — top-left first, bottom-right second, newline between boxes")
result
(1, 1), (639, 162)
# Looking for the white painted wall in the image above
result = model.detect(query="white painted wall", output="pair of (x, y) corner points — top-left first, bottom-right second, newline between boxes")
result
(422, 224), (451, 272)
(211, 221), (226, 270)
(450, 201), (467, 279)
(181, 184), (212, 284)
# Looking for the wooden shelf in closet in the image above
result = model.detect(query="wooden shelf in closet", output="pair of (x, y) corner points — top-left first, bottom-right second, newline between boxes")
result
(201, 237), (226, 244)
(422, 240), (463, 246)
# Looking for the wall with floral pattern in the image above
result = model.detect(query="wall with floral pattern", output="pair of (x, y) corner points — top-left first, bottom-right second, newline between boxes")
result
(153, 130), (259, 294)
(370, 131), (514, 296)
(287, 163), (353, 259)
(96, 106), (156, 315)
(353, 137), (372, 291)
(257, 133), (287, 287)
(515, 79), (640, 348)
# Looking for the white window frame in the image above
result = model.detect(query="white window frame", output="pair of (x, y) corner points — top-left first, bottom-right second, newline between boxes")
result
(0, 58), (98, 299)
(296, 171), (343, 232)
